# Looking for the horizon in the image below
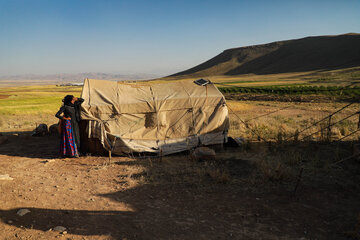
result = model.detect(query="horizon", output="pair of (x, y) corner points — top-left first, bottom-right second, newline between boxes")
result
(1, 0), (359, 76)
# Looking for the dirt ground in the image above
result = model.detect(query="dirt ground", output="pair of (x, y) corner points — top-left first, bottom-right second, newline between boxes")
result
(0, 95), (9, 99)
(0, 133), (360, 240)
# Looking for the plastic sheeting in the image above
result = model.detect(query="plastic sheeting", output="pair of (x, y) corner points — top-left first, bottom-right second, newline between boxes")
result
(80, 79), (229, 155)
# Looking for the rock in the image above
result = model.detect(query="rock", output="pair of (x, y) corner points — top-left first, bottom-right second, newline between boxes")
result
(16, 209), (30, 216)
(190, 147), (216, 162)
(43, 159), (55, 164)
(31, 124), (48, 137)
(7, 220), (13, 224)
(0, 174), (13, 181)
(49, 124), (59, 135)
(225, 136), (246, 147)
(53, 226), (67, 232)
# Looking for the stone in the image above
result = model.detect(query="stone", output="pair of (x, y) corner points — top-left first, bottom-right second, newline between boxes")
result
(0, 174), (13, 181)
(190, 147), (216, 162)
(53, 226), (67, 232)
(49, 124), (59, 135)
(31, 124), (48, 137)
(16, 209), (30, 216)
(43, 159), (55, 164)
(225, 136), (246, 147)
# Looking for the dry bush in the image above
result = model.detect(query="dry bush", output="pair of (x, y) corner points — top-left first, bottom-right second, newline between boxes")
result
(197, 167), (231, 184)
(137, 155), (232, 186)
(256, 158), (292, 182)
(280, 150), (303, 166)
(123, 164), (148, 188)
(230, 120), (241, 130)
(345, 213), (360, 240)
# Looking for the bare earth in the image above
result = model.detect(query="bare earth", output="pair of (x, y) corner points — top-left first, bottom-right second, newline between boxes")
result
(0, 133), (359, 240)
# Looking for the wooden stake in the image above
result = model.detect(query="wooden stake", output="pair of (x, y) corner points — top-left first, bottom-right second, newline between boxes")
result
(159, 148), (163, 163)
(358, 103), (360, 129)
(293, 167), (304, 196)
(327, 115), (332, 142)
(108, 150), (112, 165)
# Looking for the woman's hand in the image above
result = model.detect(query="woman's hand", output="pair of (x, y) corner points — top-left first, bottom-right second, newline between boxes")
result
(63, 117), (71, 120)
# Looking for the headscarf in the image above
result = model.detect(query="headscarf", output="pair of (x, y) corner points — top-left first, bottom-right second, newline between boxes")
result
(63, 95), (74, 106)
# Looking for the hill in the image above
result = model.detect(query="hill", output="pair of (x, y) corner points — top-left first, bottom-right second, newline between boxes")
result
(171, 33), (360, 78)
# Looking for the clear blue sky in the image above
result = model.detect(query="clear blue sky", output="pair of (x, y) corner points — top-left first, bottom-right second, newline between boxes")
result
(0, 0), (359, 76)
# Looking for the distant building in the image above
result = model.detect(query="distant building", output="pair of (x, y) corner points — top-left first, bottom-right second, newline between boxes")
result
(58, 83), (84, 86)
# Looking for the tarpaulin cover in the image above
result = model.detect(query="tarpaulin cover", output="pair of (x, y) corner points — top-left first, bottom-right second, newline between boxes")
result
(80, 78), (229, 155)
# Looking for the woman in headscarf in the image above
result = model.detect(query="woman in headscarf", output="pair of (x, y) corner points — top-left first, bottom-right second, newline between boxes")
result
(55, 95), (84, 157)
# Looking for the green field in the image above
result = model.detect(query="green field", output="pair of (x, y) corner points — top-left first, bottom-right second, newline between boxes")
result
(0, 85), (82, 131)
(218, 85), (360, 97)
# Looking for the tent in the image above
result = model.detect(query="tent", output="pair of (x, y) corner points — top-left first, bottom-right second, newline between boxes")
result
(80, 78), (229, 155)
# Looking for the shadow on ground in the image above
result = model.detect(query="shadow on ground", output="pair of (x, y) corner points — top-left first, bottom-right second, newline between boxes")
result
(0, 208), (136, 239)
(0, 132), (60, 159)
(0, 132), (360, 239)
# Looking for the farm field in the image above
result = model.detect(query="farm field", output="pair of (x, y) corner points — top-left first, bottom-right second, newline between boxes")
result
(0, 85), (82, 132)
(0, 83), (359, 142)
(0, 81), (360, 239)
(164, 66), (360, 87)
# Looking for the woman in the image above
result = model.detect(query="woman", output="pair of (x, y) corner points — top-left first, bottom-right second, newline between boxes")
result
(55, 95), (84, 157)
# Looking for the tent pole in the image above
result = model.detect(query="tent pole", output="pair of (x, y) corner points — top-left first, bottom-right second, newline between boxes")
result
(108, 137), (117, 165)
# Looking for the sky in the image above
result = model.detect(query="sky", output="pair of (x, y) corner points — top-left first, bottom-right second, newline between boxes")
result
(0, 0), (359, 76)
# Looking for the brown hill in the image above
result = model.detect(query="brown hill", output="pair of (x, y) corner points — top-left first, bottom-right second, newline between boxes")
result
(171, 33), (360, 78)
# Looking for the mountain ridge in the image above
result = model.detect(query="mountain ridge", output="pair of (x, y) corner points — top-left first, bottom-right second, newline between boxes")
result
(0, 72), (162, 82)
(171, 33), (360, 78)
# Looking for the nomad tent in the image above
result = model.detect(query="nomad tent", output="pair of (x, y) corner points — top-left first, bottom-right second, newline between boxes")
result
(80, 78), (229, 155)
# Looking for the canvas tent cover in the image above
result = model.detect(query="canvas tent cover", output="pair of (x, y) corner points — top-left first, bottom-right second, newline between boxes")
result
(80, 78), (229, 155)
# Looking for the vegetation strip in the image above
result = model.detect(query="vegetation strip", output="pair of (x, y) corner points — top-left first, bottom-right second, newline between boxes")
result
(217, 84), (360, 96)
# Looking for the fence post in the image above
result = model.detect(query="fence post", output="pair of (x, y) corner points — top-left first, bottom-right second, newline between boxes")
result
(294, 129), (299, 142)
(327, 115), (332, 142)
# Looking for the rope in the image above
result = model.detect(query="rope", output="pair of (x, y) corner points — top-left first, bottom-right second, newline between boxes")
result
(299, 111), (359, 141)
(164, 109), (191, 139)
(333, 128), (360, 142)
(284, 102), (355, 141)
(245, 106), (291, 122)
(227, 105), (269, 142)
(227, 100), (357, 143)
